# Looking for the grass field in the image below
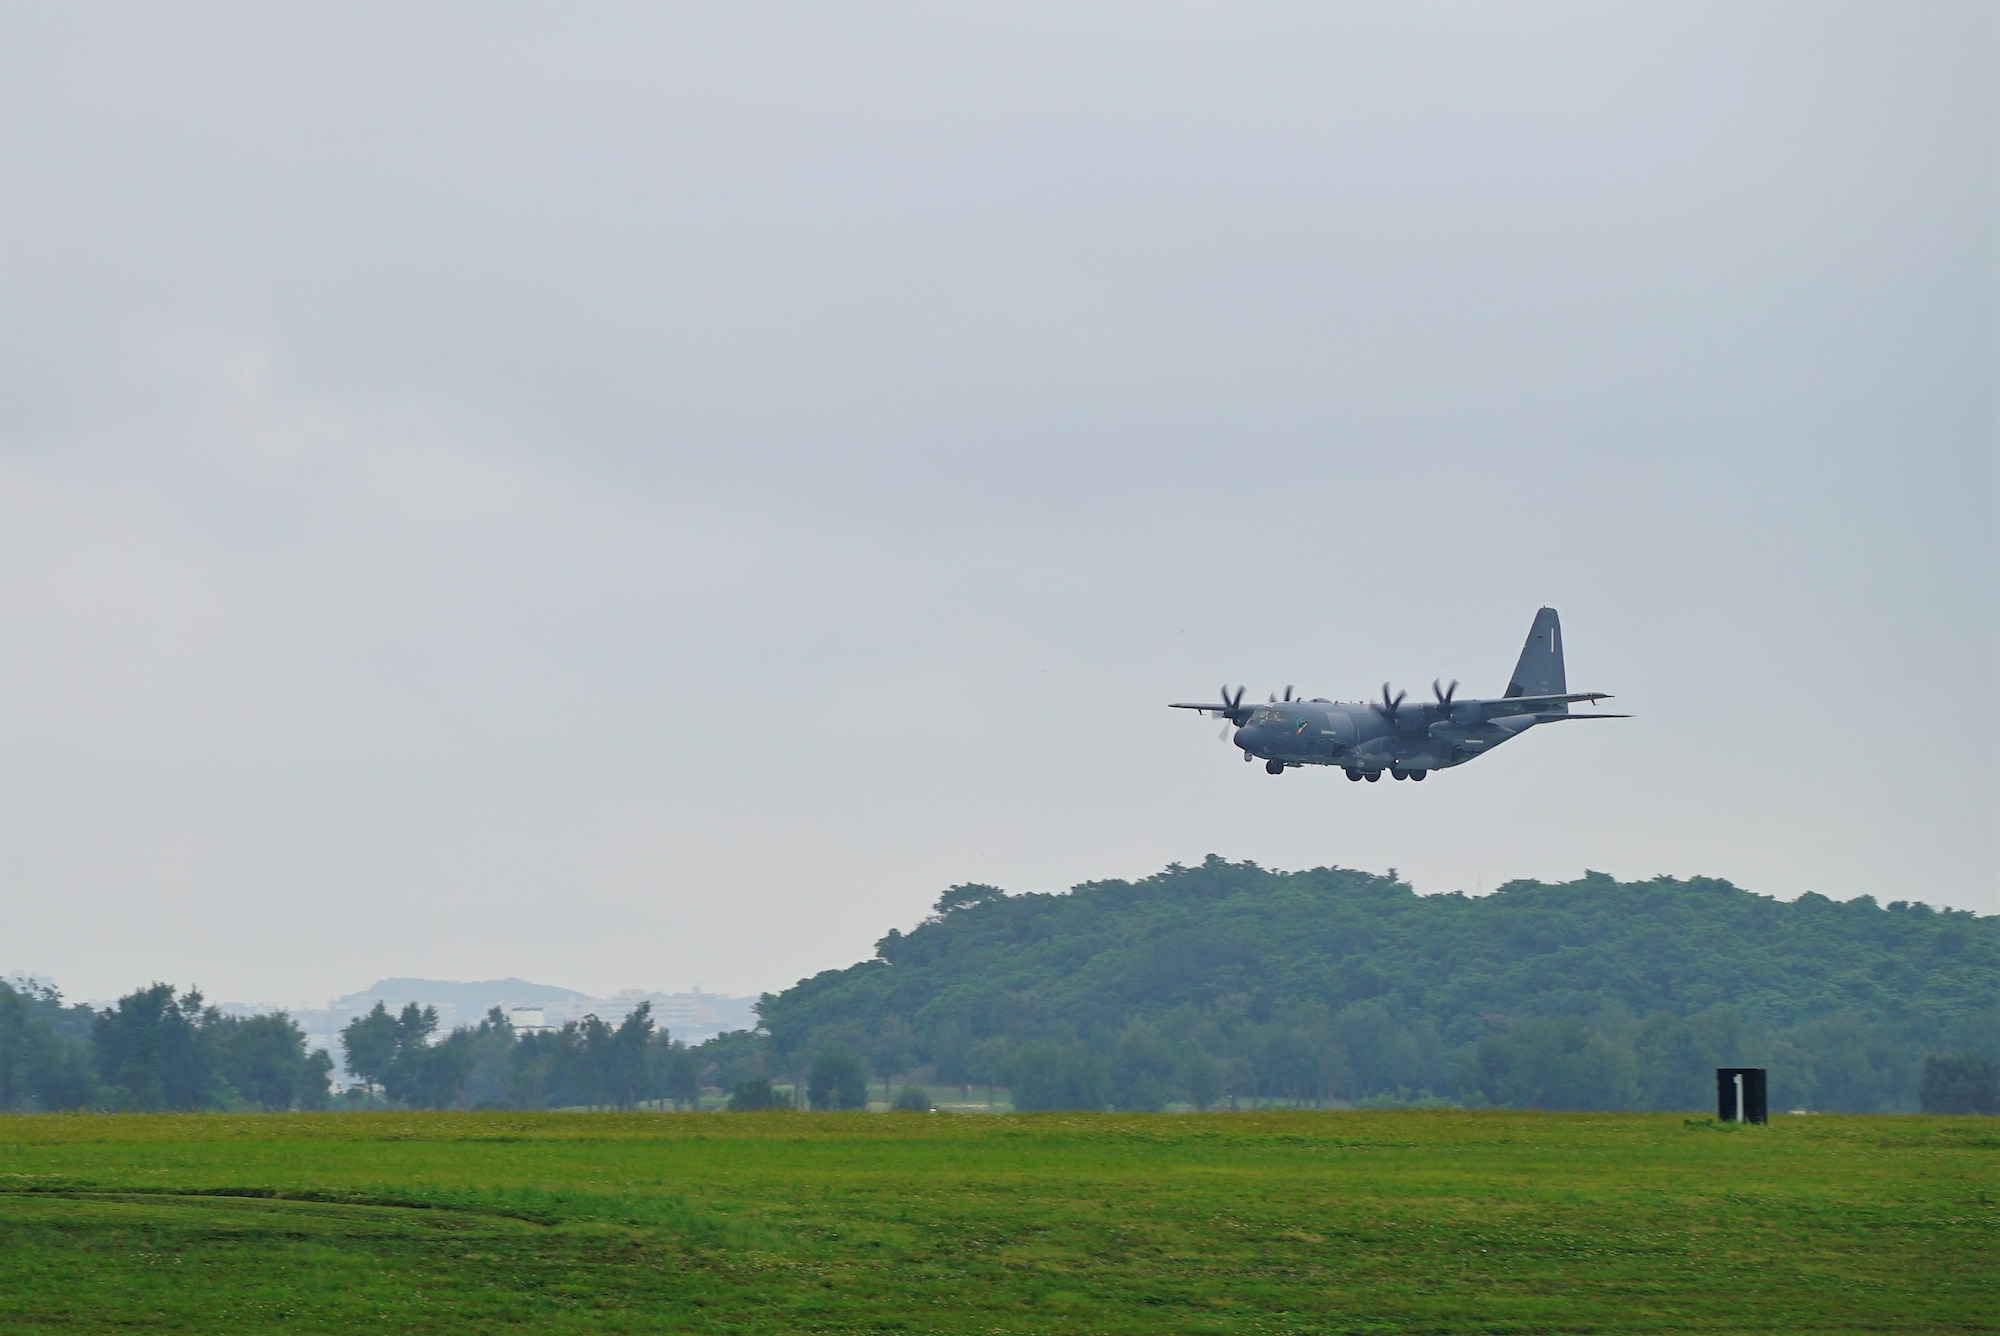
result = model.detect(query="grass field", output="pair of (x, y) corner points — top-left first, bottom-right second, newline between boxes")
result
(1, 1110), (1993, 1333)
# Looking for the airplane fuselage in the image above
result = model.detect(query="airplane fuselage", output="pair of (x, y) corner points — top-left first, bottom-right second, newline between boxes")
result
(1230, 698), (1538, 777)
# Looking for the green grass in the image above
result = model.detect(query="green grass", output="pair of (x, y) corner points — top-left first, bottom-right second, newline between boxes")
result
(0, 1110), (1992, 1333)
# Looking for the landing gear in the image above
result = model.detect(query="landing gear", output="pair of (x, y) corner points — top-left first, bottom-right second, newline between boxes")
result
(1390, 768), (1408, 781)
(1408, 770), (1428, 782)
(1265, 760), (1285, 775)
(1345, 768), (1363, 782)
(1364, 770), (1381, 782)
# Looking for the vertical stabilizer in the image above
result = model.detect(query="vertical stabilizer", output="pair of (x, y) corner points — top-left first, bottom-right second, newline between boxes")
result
(1505, 607), (1566, 703)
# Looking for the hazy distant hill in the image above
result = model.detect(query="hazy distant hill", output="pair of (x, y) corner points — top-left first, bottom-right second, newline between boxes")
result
(307, 979), (759, 1049)
(759, 858), (1999, 1113)
(328, 978), (592, 1020)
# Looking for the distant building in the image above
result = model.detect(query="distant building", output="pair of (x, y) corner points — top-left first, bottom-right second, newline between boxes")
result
(607, 988), (648, 1018)
(541, 987), (753, 1041)
(648, 994), (704, 1030)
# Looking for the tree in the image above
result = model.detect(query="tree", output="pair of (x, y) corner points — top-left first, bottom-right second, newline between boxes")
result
(697, 1029), (770, 1104)
(457, 1009), (519, 1109)
(932, 1022), (972, 1089)
(965, 1036), (1013, 1107)
(1110, 1019), (1177, 1111)
(1921, 1054), (1998, 1114)
(213, 1012), (331, 1111)
(340, 1002), (400, 1097)
(1183, 1045), (1224, 1111)
(933, 883), (1008, 917)
(561, 1014), (616, 1108)
(807, 1050), (867, 1110)
(388, 1029), (475, 1109)
(603, 1003), (655, 1109)
(299, 1049), (335, 1110)
(395, 1001), (439, 1052)
(1332, 1003), (1439, 1101)
(508, 1027), (561, 1108)
(92, 984), (223, 1111)
(1633, 1009), (1749, 1111)
(1788, 1011), (1914, 1114)
(655, 1036), (700, 1110)
(348, 1002), (477, 1110)
(1010, 1040), (1106, 1112)
(866, 1017), (915, 1105)
(1458, 1018), (1638, 1111)
(0, 980), (96, 1111)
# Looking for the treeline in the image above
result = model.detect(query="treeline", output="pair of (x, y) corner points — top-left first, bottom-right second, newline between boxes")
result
(1, 981), (331, 1112)
(7, 861), (1995, 1115)
(336, 1002), (702, 1110)
(0, 981), (717, 1113)
(749, 861), (2000, 1114)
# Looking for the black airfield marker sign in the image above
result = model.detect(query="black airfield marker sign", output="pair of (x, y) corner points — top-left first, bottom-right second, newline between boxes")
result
(1717, 1068), (1768, 1124)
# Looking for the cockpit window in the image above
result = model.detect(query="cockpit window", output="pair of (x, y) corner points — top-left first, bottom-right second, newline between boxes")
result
(1252, 707), (1284, 724)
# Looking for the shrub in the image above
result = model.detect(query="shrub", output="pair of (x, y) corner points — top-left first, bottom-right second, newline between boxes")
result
(728, 1076), (787, 1111)
(807, 1051), (868, 1110)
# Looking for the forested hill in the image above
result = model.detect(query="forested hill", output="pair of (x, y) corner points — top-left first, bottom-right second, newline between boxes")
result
(759, 859), (1999, 1113)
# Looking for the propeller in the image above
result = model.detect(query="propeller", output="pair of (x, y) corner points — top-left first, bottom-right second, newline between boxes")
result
(1373, 682), (1407, 723)
(1213, 684), (1252, 741)
(1268, 685), (1295, 704)
(1432, 678), (1459, 709)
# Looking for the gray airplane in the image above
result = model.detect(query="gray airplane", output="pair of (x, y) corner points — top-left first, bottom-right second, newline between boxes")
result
(1172, 607), (1626, 781)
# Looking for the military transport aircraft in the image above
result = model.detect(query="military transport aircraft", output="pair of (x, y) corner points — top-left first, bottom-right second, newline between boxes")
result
(1171, 607), (1625, 781)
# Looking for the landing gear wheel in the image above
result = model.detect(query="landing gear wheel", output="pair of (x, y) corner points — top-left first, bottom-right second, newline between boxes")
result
(1390, 768), (1408, 781)
(1345, 768), (1363, 782)
(1364, 770), (1381, 782)
(1265, 760), (1285, 775)
(1409, 770), (1428, 782)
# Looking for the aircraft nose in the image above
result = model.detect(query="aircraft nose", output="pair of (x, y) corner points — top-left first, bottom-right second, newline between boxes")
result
(1232, 725), (1256, 750)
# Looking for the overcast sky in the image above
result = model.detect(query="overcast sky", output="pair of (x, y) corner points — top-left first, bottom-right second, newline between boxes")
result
(2, 2), (1992, 1009)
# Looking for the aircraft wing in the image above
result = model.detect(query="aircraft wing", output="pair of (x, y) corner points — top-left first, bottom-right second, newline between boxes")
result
(1469, 691), (1618, 719)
